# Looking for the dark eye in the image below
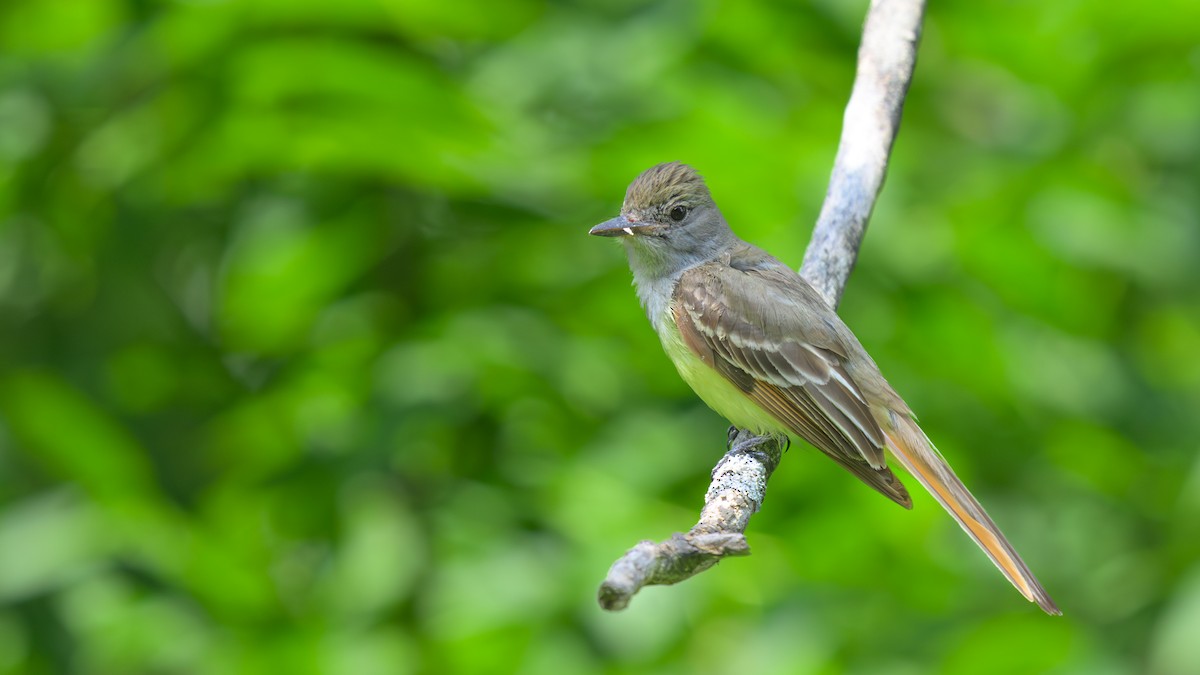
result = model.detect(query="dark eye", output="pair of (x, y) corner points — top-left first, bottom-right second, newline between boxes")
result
(669, 205), (687, 222)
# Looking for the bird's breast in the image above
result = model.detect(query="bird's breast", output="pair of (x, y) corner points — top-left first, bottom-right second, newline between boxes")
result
(657, 307), (787, 436)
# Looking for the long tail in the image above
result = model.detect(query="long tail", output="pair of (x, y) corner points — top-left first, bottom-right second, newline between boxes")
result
(879, 410), (1061, 615)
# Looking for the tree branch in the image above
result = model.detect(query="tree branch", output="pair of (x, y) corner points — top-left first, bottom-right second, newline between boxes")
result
(802, 0), (926, 310)
(598, 430), (783, 610)
(598, 0), (926, 611)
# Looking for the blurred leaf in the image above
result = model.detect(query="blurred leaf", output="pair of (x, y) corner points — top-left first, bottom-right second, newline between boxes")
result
(1150, 568), (1200, 675)
(0, 491), (109, 603)
(0, 371), (158, 507)
(940, 613), (1077, 674)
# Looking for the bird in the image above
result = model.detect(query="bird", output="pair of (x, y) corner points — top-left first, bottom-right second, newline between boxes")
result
(589, 161), (1060, 615)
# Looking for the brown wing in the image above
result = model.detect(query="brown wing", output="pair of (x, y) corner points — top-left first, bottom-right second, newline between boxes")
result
(673, 247), (1061, 611)
(674, 251), (912, 508)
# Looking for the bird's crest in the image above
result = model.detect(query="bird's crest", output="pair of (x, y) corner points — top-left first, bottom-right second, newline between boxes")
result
(623, 162), (711, 216)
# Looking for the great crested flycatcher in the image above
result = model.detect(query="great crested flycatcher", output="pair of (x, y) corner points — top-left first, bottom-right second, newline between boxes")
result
(590, 161), (1059, 615)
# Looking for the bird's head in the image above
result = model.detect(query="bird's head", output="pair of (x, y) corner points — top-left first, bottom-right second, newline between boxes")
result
(589, 162), (735, 273)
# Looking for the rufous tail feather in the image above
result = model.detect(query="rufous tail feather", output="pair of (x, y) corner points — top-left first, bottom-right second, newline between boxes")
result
(880, 411), (1061, 615)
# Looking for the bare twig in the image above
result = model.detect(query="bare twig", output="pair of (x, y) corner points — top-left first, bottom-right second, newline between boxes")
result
(597, 0), (927, 612)
(802, 0), (926, 310)
(598, 431), (782, 610)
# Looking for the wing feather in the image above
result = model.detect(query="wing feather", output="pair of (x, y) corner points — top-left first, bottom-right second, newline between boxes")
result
(670, 244), (1058, 611)
(675, 255), (910, 507)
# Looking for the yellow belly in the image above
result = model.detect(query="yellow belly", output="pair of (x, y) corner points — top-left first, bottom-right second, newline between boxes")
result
(658, 312), (787, 435)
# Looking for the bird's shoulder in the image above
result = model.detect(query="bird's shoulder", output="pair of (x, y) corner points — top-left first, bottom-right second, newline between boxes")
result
(675, 242), (847, 354)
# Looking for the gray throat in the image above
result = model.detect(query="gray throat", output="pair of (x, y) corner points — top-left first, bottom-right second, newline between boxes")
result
(631, 264), (682, 333)
(623, 242), (718, 332)
(619, 207), (741, 332)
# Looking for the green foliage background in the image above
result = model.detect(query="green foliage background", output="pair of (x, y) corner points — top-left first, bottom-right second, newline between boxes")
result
(1, 0), (1198, 673)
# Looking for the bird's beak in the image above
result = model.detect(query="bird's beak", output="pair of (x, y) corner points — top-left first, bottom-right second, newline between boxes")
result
(589, 216), (646, 238)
